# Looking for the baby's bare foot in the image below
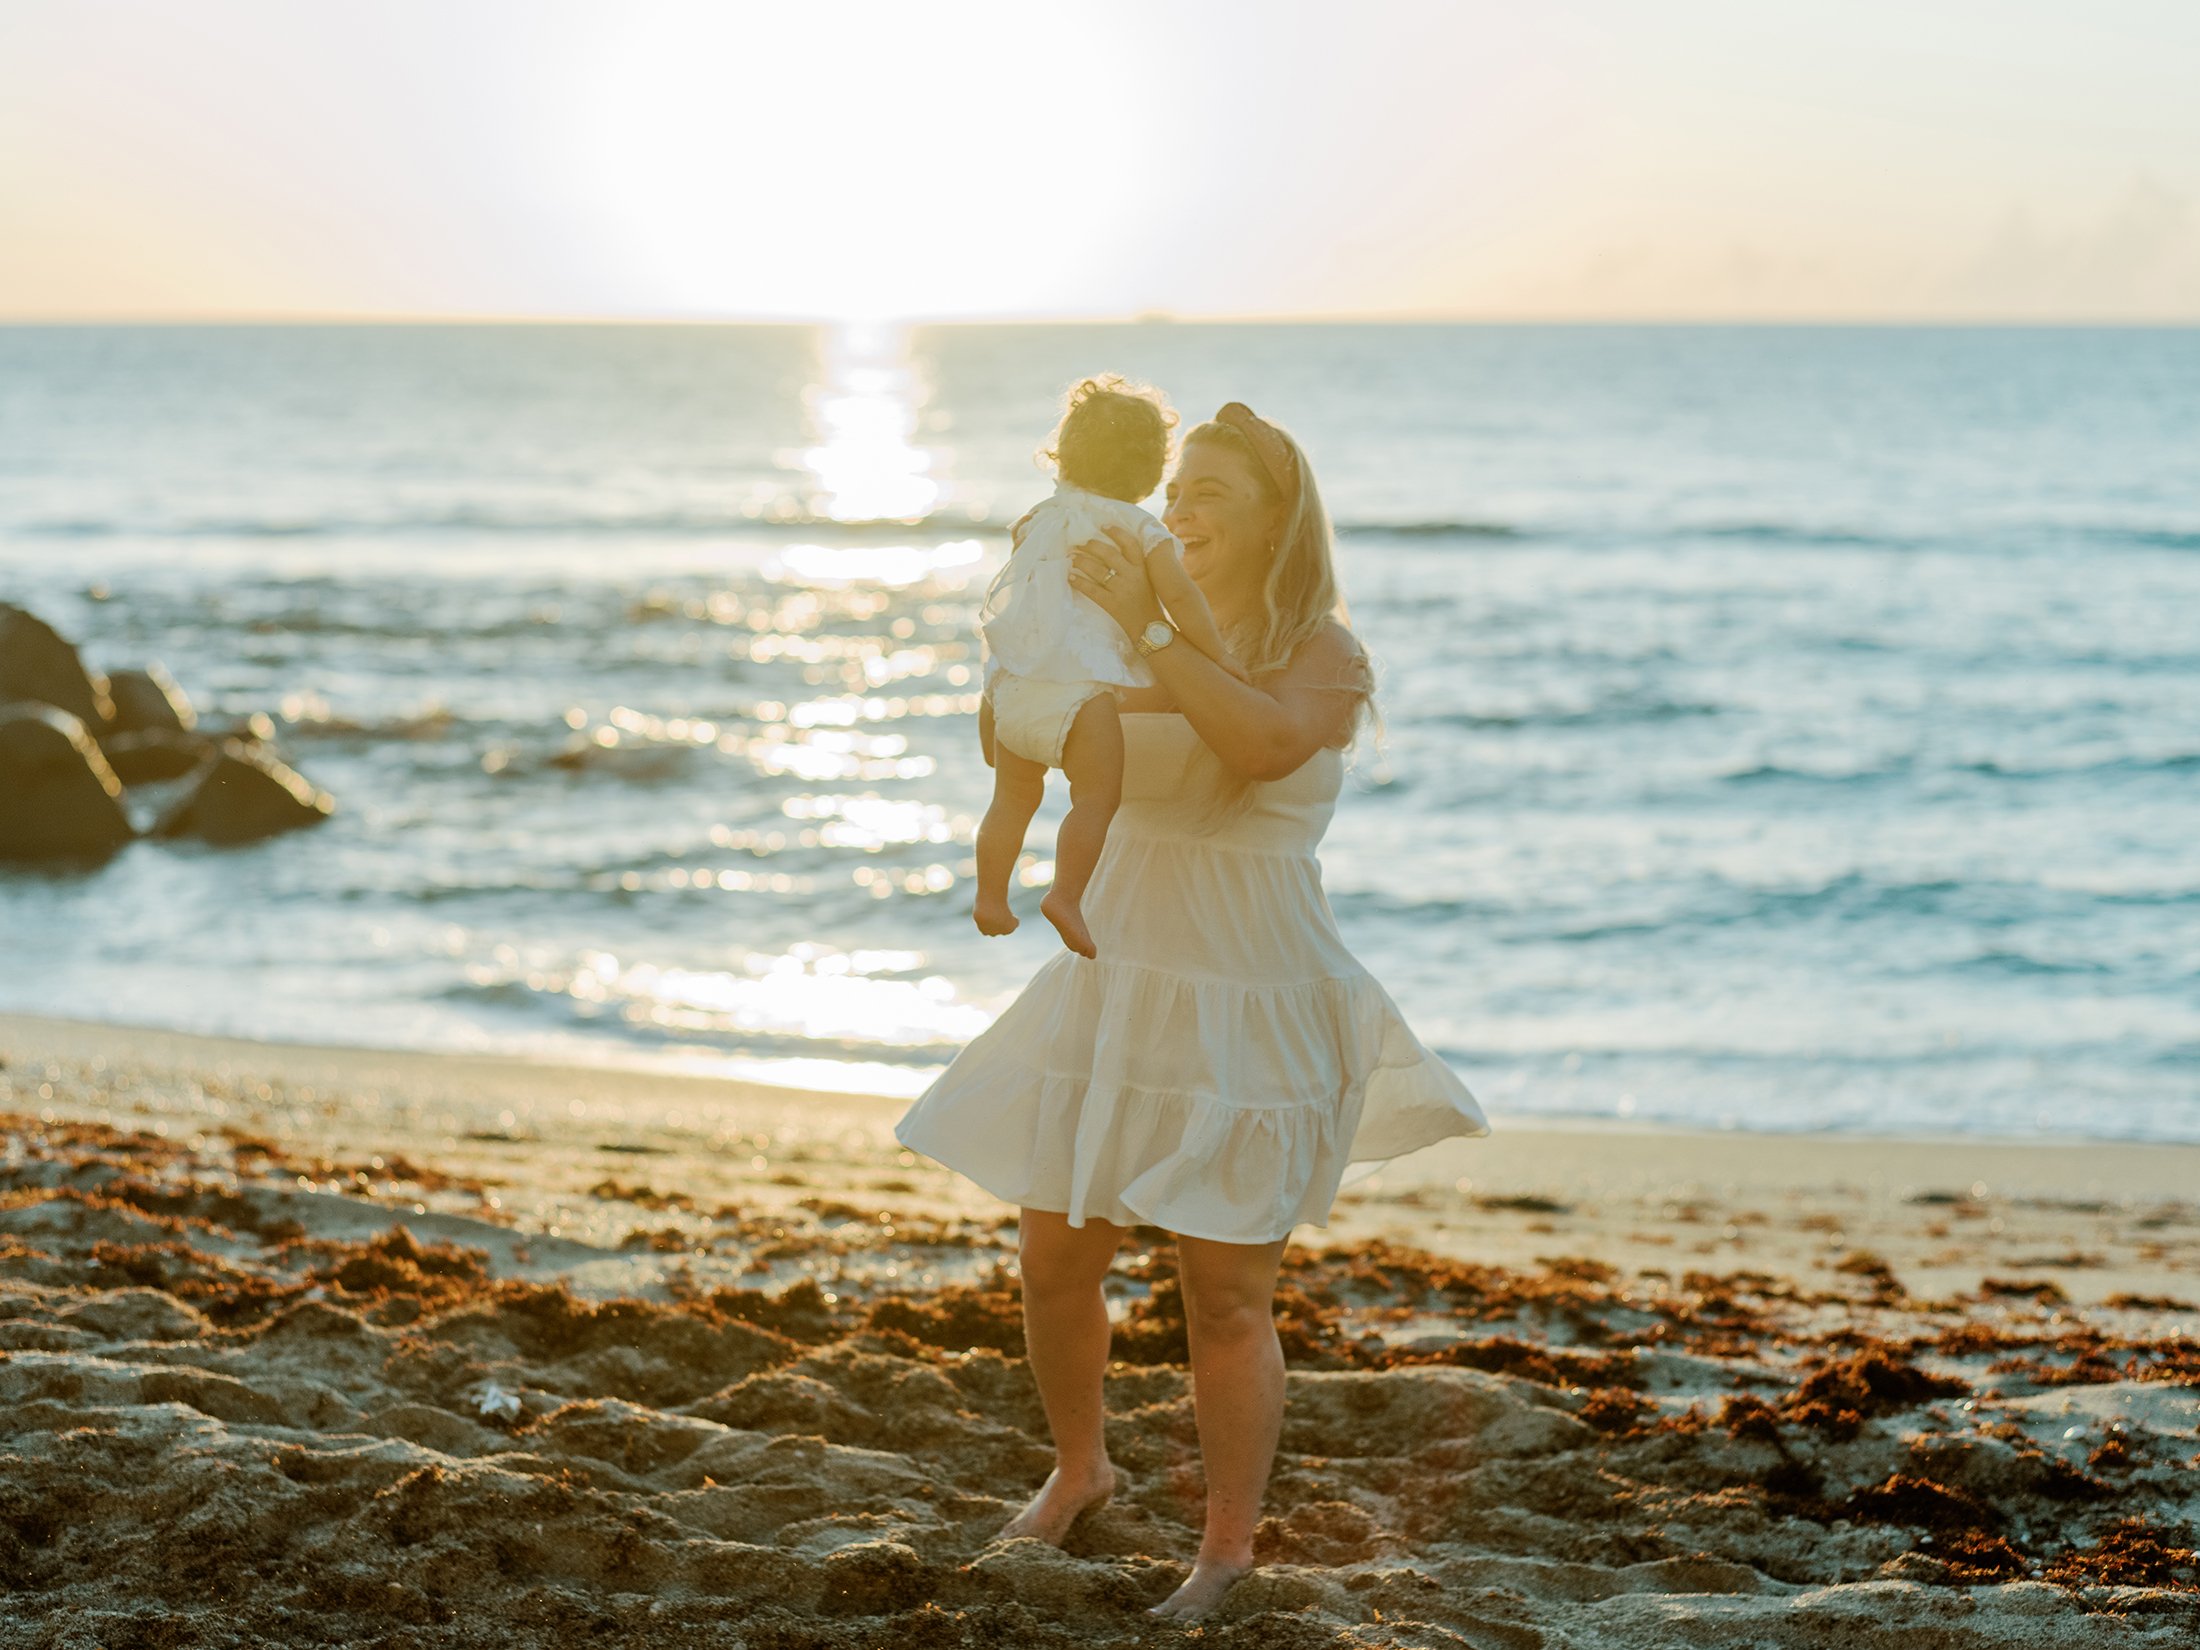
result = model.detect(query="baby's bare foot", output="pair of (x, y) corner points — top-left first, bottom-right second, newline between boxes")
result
(1147, 1555), (1254, 1619)
(973, 894), (1019, 937)
(1040, 890), (1096, 958)
(994, 1464), (1116, 1546)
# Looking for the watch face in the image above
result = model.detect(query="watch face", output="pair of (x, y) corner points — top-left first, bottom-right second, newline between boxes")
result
(1142, 620), (1174, 649)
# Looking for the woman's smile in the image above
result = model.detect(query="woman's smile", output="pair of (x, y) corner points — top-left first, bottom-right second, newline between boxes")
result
(1163, 435), (1283, 600)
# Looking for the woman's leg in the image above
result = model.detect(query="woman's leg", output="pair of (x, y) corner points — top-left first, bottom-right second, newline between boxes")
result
(1149, 1230), (1292, 1619)
(1039, 694), (1123, 959)
(996, 1205), (1129, 1543)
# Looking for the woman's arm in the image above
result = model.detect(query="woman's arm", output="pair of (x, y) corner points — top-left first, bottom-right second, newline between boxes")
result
(1068, 526), (1363, 781)
(1143, 544), (1248, 681)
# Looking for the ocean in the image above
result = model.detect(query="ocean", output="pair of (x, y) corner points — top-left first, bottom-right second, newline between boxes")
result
(2, 321), (2196, 1143)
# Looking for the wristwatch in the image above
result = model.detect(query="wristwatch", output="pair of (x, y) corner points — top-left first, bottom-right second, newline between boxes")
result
(1135, 619), (1176, 656)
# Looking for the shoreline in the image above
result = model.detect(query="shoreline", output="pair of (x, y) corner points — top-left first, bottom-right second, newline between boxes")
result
(10, 1005), (2195, 1155)
(6, 1008), (2199, 1305)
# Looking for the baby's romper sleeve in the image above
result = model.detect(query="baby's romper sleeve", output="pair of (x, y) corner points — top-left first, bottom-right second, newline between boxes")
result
(1137, 514), (1181, 559)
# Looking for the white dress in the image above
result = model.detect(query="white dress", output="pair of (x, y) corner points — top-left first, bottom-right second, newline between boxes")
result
(894, 712), (1490, 1244)
(979, 483), (1177, 691)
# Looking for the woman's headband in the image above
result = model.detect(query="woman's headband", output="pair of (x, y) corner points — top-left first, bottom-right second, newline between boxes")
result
(1212, 402), (1300, 501)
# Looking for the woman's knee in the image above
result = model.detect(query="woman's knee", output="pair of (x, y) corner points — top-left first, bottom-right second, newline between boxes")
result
(1179, 1270), (1279, 1339)
(1018, 1208), (1125, 1293)
(1183, 1289), (1275, 1342)
(1177, 1235), (1287, 1339)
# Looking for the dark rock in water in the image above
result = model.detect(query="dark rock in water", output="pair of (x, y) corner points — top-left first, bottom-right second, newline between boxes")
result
(211, 711), (279, 748)
(0, 603), (114, 730)
(105, 664), (197, 735)
(0, 702), (133, 862)
(153, 742), (335, 845)
(103, 728), (215, 786)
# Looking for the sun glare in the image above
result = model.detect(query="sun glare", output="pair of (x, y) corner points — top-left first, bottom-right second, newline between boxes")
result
(800, 323), (939, 523)
(562, 4), (1121, 321)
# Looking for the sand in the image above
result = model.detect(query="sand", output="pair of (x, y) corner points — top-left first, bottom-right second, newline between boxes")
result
(0, 1011), (2194, 1647)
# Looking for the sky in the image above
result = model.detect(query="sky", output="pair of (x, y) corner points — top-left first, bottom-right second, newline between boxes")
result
(2, 0), (2196, 322)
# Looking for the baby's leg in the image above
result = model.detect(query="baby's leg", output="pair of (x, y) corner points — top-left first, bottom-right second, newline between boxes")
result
(1040, 695), (1124, 960)
(975, 744), (1046, 936)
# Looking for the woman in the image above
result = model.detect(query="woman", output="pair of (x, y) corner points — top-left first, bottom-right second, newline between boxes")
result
(893, 402), (1489, 1619)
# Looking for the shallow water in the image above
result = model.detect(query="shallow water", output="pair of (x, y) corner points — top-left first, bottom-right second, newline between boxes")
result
(2, 321), (2196, 1141)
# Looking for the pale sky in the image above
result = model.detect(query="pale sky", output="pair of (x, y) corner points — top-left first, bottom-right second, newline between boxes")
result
(3, 0), (2196, 322)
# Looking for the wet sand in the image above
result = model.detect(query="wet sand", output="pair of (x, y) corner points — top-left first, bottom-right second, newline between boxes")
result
(2, 1011), (2195, 1646)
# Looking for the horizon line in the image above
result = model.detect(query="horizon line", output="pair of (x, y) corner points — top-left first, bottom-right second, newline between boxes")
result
(4, 309), (2199, 330)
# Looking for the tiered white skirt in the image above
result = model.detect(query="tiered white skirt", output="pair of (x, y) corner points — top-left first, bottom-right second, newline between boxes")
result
(893, 827), (1489, 1245)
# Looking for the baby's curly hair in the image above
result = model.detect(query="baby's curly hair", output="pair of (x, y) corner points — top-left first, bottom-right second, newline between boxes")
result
(1043, 375), (1177, 504)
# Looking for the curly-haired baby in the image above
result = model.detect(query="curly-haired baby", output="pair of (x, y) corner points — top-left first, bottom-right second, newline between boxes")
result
(973, 376), (1242, 957)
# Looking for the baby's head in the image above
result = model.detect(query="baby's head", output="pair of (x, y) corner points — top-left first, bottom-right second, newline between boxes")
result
(1044, 375), (1176, 504)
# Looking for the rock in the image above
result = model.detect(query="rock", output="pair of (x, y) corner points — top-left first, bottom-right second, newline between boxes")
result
(0, 603), (113, 729)
(0, 702), (134, 862)
(153, 741), (335, 845)
(103, 728), (215, 786)
(212, 711), (279, 748)
(105, 664), (196, 735)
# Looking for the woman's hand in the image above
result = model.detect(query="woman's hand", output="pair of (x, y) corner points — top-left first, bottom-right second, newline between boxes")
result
(1068, 526), (1365, 783)
(1065, 525), (1164, 638)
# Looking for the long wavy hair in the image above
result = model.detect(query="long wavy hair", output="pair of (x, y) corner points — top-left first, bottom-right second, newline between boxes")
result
(1180, 415), (1375, 825)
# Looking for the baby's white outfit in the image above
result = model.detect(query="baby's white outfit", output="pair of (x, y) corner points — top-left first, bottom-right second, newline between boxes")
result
(980, 482), (1178, 767)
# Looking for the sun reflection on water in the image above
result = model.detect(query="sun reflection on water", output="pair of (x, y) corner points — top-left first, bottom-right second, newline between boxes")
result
(551, 944), (989, 1053)
(458, 324), (1009, 1096)
(776, 540), (983, 588)
(800, 322), (939, 524)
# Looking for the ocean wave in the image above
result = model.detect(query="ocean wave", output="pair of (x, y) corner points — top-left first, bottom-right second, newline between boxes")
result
(1332, 519), (1526, 540)
(1652, 521), (2200, 555)
(1430, 696), (1723, 730)
(1330, 871), (2008, 946)
(11, 508), (1547, 545)
(1334, 518), (2200, 555)
(366, 833), (838, 904)
(43, 505), (2193, 557)
(1716, 758), (1908, 786)
(1708, 752), (2199, 788)
(438, 978), (936, 1063)
(10, 506), (1011, 542)
(1954, 947), (2113, 978)
(1324, 891), (1512, 925)
(1540, 873), (1976, 942)
(436, 962), (981, 1064)
(2090, 886), (2200, 907)
(1694, 522), (1903, 548)
(1954, 752), (2200, 780)
(2090, 526), (2200, 553)
(279, 707), (463, 741)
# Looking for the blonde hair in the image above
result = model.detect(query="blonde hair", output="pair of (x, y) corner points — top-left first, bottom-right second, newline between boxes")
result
(1043, 375), (1176, 504)
(1181, 414), (1375, 824)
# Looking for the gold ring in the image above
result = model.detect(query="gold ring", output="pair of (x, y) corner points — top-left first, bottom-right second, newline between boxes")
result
(1102, 567), (1117, 583)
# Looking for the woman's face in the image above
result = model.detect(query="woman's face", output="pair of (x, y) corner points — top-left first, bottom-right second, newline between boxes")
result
(1162, 436), (1285, 593)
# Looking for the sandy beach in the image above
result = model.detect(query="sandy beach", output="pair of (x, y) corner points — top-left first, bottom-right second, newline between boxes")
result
(2, 1010), (2195, 1647)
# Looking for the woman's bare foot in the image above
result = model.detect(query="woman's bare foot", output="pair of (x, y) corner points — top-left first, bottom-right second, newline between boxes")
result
(1040, 889), (1095, 958)
(1147, 1555), (1254, 1619)
(973, 893), (1019, 936)
(995, 1464), (1117, 1545)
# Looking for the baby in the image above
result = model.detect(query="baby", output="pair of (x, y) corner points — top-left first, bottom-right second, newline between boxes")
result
(972, 376), (1241, 957)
